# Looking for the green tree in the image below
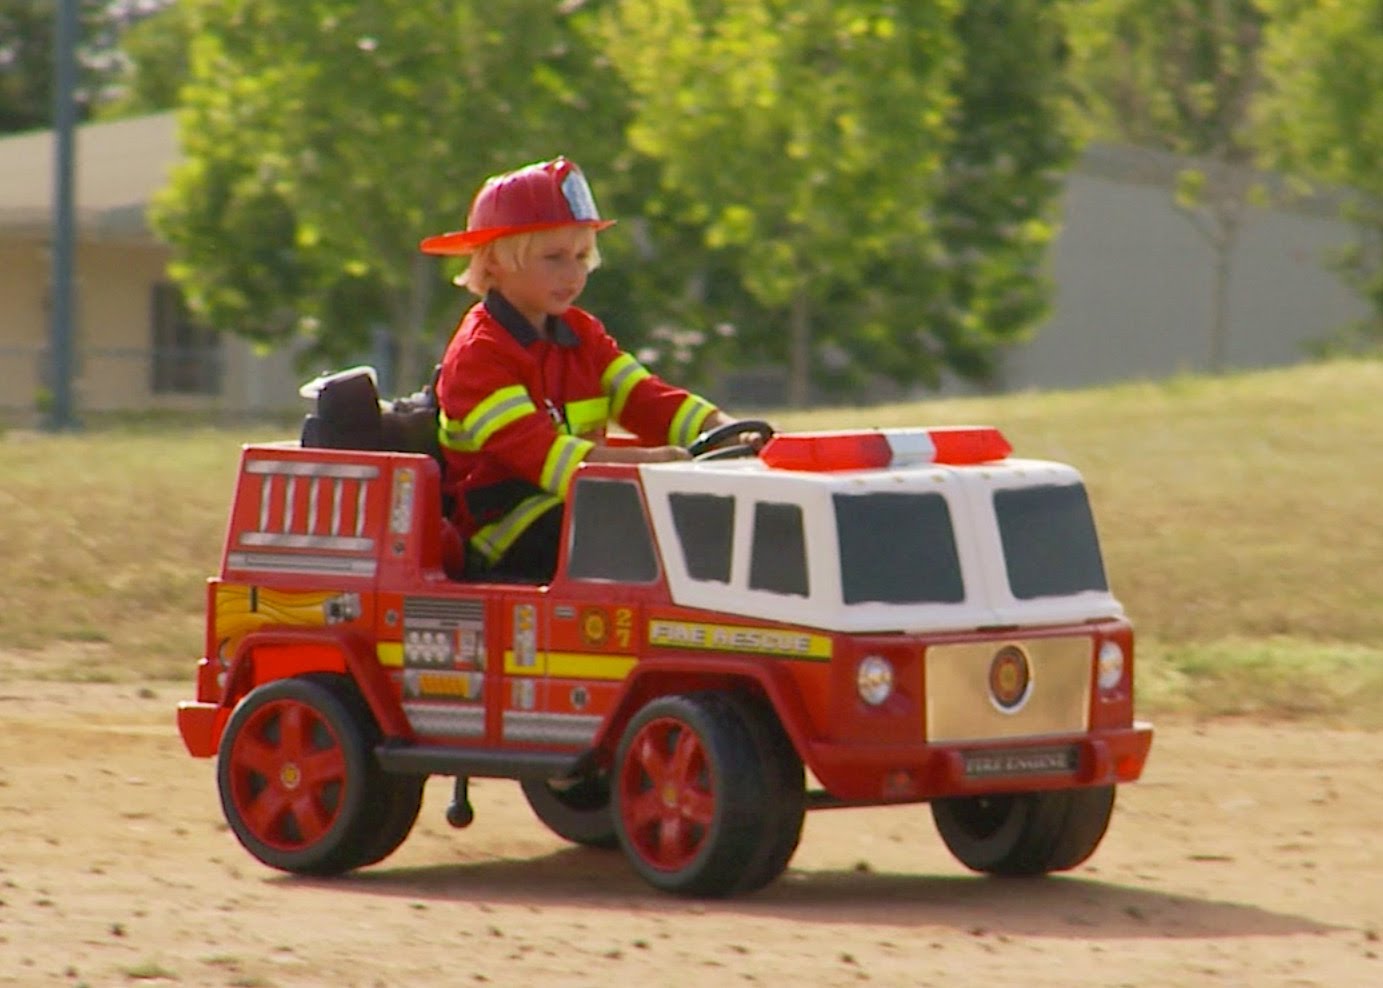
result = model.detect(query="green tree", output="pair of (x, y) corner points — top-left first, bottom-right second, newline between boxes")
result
(152, 0), (627, 390)
(95, 0), (193, 119)
(597, 0), (962, 406)
(1063, 0), (1268, 372)
(0, 0), (175, 132)
(1255, 0), (1383, 346)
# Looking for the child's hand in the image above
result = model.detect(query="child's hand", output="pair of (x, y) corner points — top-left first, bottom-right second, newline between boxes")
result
(642, 445), (693, 462)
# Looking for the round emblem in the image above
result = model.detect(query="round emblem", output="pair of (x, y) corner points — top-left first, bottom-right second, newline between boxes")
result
(580, 608), (609, 647)
(988, 645), (1032, 712)
(279, 763), (302, 790)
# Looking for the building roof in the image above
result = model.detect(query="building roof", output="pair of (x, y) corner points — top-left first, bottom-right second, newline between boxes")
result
(0, 112), (177, 243)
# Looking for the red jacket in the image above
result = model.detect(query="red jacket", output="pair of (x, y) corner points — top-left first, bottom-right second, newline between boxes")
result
(435, 291), (717, 565)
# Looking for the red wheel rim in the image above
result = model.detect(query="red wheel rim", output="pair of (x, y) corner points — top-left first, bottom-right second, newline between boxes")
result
(618, 717), (715, 872)
(226, 699), (349, 851)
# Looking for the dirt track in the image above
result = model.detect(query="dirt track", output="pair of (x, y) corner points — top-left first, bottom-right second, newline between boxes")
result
(1, 679), (1380, 987)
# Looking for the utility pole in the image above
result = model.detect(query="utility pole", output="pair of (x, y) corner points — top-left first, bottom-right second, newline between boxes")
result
(47, 0), (79, 430)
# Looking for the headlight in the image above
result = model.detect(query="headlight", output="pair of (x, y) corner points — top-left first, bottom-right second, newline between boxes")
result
(1097, 640), (1125, 691)
(856, 655), (895, 706)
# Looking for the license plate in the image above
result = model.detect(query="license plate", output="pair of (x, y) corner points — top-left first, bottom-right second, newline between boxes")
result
(961, 744), (1079, 778)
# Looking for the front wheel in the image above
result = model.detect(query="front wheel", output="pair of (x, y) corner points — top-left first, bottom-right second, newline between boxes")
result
(612, 693), (767, 897)
(931, 785), (1116, 875)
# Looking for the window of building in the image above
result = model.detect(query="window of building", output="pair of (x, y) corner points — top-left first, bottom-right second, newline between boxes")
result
(151, 283), (222, 395)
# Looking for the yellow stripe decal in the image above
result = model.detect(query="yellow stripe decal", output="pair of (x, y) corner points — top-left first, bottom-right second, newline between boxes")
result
(669, 396), (717, 447)
(565, 396), (610, 437)
(377, 641), (404, 667)
(539, 435), (595, 496)
(503, 650), (637, 681)
(602, 353), (651, 420)
(648, 619), (832, 661)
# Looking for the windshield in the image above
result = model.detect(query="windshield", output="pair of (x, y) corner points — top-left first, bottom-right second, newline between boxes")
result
(833, 491), (965, 605)
(993, 484), (1108, 599)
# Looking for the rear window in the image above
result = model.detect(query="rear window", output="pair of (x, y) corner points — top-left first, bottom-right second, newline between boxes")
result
(993, 484), (1108, 599)
(834, 492), (965, 605)
(566, 479), (659, 582)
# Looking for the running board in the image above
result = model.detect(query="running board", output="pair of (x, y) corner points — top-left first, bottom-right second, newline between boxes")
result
(374, 743), (588, 780)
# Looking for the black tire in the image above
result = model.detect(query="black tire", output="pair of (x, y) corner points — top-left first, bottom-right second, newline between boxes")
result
(216, 674), (384, 875)
(521, 775), (619, 849)
(352, 772), (426, 868)
(612, 693), (768, 897)
(931, 785), (1117, 875)
(723, 692), (805, 894)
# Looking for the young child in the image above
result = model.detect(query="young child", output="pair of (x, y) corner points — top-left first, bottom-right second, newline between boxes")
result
(421, 156), (744, 582)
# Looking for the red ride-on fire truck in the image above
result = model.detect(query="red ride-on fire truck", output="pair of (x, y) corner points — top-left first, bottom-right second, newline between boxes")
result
(176, 368), (1153, 897)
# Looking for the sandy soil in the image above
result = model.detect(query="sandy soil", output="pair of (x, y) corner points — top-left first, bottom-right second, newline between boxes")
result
(1, 678), (1380, 988)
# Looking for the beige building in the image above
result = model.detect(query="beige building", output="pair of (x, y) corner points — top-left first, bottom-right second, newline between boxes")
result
(0, 113), (1368, 423)
(0, 113), (297, 424)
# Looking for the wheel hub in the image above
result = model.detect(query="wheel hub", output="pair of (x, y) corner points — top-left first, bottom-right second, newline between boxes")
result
(278, 762), (302, 790)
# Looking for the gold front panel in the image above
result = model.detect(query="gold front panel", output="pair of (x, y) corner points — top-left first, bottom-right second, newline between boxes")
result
(924, 636), (1091, 742)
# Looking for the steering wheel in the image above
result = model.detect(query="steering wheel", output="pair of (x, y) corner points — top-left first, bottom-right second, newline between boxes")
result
(687, 419), (775, 460)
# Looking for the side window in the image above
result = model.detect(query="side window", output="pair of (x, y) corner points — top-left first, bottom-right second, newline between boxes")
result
(749, 501), (809, 597)
(565, 478), (659, 582)
(834, 492), (964, 604)
(668, 492), (735, 583)
(994, 484), (1109, 599)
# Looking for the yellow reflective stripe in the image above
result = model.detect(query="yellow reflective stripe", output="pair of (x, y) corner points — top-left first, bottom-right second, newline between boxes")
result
(539, 435), (594, 496)
(439, 385), (536, 452)
(669, 395), (717, 447)
(565, 396), (610, 437)
(602, 353), (651, 420)
(470, 493), (561, 563)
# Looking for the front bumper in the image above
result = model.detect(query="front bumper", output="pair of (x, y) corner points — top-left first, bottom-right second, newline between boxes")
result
(806, 722), (1154, 804)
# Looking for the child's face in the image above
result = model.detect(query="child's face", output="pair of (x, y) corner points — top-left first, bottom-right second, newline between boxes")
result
(491, 227), (595, 327)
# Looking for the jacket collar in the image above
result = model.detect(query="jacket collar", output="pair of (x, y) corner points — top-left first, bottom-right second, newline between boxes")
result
(483, 291), (580, 348)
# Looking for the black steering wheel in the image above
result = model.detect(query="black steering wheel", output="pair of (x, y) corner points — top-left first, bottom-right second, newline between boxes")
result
(687, 419), (775, 461)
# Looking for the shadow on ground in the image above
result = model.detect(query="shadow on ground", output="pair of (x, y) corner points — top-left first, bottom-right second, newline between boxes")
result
(275, 845), (1339, 941)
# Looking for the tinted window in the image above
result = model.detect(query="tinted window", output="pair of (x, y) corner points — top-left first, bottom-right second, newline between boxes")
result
(834, 492), (965, 604)
(749, 502), (809, 597)
(669, 493), (735, 583)
(994, 484), (1108, 599)
(566, 479), (659, 582)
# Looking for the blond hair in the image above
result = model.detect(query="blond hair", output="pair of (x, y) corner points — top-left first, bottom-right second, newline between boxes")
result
(457, 226), (603, 295)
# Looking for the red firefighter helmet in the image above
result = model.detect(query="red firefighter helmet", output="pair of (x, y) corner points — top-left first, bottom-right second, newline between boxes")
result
(419, 156), (615, 255)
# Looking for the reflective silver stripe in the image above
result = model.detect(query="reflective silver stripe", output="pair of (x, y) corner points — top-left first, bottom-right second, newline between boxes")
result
(440, 386), (536, 452)
(539, 435), (593, 496)
(669, 395), (717, 447)
(603, 354), (651, 419)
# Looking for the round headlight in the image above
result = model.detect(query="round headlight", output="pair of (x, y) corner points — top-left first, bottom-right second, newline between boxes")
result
(1097, 640), (1125, 691)
(857, 655), (895, 706)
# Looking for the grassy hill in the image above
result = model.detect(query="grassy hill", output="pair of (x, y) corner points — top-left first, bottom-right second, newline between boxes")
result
(2, 357), (1379, 725)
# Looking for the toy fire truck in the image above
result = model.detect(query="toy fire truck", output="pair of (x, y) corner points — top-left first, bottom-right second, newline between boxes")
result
(176, 370), (1153, 897)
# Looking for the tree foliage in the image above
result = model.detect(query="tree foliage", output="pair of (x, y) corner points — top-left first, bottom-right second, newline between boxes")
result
(1255, 0), (1383, 345)
(0, 0), (174, 133)
(596, 0), (961, 404)
(152, 0), (625, 387)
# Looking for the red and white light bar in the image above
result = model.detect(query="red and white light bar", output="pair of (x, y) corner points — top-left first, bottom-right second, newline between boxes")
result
(760, 426), (1012, 472)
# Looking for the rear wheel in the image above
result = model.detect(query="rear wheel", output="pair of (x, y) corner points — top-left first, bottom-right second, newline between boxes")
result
(353, 772), (426, 868)
(217, 674), (383, 875)
(931, 785), (1116, 875)
(613, 693), (767, 897)
(521, 774), (619, 849)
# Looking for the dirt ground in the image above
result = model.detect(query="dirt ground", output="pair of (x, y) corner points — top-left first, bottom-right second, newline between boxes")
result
(1, 677), (1380, 988)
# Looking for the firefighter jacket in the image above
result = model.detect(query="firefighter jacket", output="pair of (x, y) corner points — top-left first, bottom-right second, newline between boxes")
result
(435, 291), (718, 566)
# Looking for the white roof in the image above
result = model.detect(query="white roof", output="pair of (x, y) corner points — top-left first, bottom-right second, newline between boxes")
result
(0, 111), (177, 242)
